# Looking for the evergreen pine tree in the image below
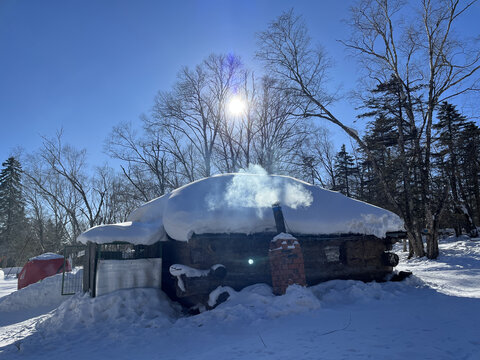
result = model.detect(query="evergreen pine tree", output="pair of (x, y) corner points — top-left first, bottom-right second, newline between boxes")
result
(457, 121), (480, 231)
(334, 144), (357, 197)
(0, 157), (27, 267)
(433, 102), (478, 236)
(357, 76), (419, 214)
(357, 75), (426, 257)
(361, 114), (401, 207)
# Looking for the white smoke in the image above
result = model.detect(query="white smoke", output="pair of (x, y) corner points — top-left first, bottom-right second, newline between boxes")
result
(207, 165), (313, 216)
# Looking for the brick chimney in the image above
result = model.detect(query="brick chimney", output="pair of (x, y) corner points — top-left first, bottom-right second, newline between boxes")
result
(269, 204), (306, 295)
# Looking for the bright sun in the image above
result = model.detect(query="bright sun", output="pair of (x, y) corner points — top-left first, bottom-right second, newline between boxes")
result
(227, 96), (246, 116)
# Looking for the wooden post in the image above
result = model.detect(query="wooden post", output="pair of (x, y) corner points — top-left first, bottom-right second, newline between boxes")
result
(83, 243), (90, 293)
(90, 242), (98, 297)
(83, 242), (98, 297)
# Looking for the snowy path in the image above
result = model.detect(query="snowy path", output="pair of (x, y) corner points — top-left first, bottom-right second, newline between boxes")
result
(0, 277), (17, 299)
(396, 236), (480, 297)
(0, 314), (50, 349)
(1, 237), (480, 359)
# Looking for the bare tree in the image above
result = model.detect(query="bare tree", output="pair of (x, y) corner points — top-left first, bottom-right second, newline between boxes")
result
(22, 174), (70, 252)
(98, 171), (140, 224)
(257, 4), (480, 258)
(342, 0), (480, 258)
(311, 127), (338, 189)
(252, 76), (309, 174)
(214, 70), (257, 173)
(256, 10), (404, 231)
(106, 120), (174, 201)
(25, 131), (109, 240)
(152, 53), (244, 178)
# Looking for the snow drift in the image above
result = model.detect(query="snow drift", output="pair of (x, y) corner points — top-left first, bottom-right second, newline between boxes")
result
(0, 272), (81, 312)
(37, 288), (179, 335)
(78, 173), (404, 245)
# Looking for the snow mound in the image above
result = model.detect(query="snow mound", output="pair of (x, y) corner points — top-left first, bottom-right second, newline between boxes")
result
(182, 284), (321, 327)
(0, 272), (80, 312)
(310, 278), (422, 306)
(0, 269), (3, 280)
(78, 173), (404, 245)
(37, 288), (179, 335)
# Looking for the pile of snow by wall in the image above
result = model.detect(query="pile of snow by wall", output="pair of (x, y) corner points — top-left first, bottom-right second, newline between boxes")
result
(173, 278), (424, 330)
(0, 271), (81, 312)
(79, 173), (404, 245)
(37, 288), (179, 335)
(202, 284), (322, 321)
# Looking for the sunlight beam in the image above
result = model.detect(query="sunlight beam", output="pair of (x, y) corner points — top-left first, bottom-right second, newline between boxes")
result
(227, 96), (246, 116)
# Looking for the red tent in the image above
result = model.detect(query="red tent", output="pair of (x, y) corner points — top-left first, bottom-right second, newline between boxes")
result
(17, 253), (71, 290)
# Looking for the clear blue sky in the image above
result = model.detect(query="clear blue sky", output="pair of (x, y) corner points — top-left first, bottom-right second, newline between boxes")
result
(0, 0), (478, 165)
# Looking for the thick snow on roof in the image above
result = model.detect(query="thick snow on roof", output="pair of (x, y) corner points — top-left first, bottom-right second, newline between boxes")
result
(164, 173), (404, 240)
(77, 221), (166, 246)
(77, 195), (168, 245)
(78, 173), (404, 245)
(28, 253), (64, 261)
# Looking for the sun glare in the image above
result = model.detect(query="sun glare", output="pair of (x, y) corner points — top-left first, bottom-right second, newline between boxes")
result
(228, 96), (246, 116)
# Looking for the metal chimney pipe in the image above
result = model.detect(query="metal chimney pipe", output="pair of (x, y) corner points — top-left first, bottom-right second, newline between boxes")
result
(272, 202), (286, 234)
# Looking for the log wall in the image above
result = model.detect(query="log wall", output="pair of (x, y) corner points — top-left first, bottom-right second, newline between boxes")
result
(161, 232), (396, 306)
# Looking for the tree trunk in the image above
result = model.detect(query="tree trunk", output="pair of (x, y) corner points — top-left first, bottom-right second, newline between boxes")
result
(405, 220), (425, 258)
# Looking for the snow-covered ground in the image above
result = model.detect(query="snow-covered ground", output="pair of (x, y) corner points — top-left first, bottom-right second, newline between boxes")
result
(396, 235), (480, 298)
(0, 274), (17, 300)
(1, 236), (479, 360)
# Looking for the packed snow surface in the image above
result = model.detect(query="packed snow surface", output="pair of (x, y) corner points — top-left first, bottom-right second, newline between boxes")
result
(79, 173), (404, 245)
(0, 274), (15, 297)
(1, 236), (480, 359)
(396, 235), (480, 298)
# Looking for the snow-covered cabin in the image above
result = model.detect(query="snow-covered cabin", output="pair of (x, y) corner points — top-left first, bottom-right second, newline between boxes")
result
(79, 173), (404, 306)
